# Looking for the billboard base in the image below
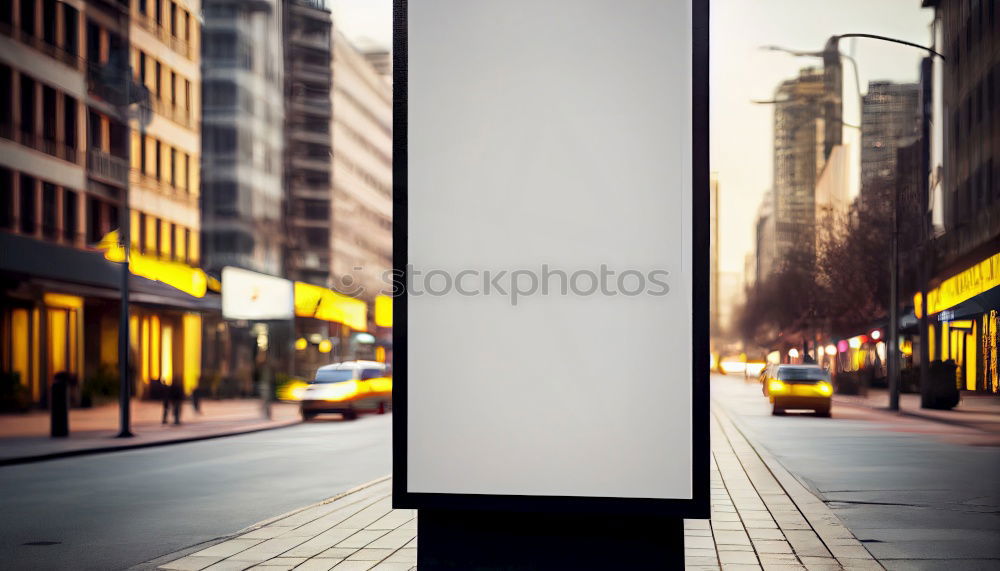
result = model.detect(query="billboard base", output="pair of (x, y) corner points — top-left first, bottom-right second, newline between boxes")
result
(417, 509), (685, 569)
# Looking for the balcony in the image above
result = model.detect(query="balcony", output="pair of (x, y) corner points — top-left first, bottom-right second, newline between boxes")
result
(0, 124), (83, 165)
(0, 22), (85, 71)
(289, 61), (332, 81)
(133, 14), (191, 58)
(87, 149), (129, 187)
(151, 97), (194, 129)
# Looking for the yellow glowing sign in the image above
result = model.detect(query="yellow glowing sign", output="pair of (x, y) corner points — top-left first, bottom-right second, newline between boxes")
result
(98, 231), (208, 298)
(375, 295), (393, 327)
(294, 282), (368, 331)
(915, 251), (1000, 317)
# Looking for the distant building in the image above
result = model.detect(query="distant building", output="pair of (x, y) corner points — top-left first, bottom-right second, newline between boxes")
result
(201, 0), (285, 277)
(283, 0), (333, 287)
(329, 28), (392, 305)
(860, 81), (920, 205)
(814, 144), (852, 256)
(755, 189), (776, 284)
(770, 64), (840, 271)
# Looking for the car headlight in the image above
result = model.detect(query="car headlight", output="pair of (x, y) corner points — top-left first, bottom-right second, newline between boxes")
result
(768, 380), (786, 393)
(816, 381), (833, 395)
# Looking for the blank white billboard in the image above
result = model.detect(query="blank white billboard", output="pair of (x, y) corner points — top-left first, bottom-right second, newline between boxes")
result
(221, 266), (294, 321)
(401, 0), (704, 507)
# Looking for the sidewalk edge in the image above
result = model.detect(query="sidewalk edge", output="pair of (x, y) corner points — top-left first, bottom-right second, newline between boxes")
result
(0, 419), (301, 467)
(713, 402), (884, 568)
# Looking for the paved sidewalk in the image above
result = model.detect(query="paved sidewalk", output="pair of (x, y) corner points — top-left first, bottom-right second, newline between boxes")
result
(0, 400), (300, 464)
(151, 409), (881, 571)
(834, 389), (1000, 434)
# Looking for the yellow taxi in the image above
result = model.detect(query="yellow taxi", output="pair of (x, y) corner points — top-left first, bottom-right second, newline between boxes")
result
(300, 361), (392, 421)
(761, 364), (833, 417)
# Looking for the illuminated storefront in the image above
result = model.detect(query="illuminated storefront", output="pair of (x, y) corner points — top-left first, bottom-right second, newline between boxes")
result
(0, 233), (216, 407)
(916, 251), (1000, 394)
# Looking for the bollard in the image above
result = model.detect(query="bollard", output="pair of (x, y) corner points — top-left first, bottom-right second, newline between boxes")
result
(50, 372), (70, 438)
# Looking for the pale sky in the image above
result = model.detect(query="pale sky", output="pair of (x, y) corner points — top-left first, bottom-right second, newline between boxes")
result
(329, 0), (934, 280)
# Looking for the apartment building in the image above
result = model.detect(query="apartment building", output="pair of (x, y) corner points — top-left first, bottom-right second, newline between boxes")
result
(0, 0), (208, 407)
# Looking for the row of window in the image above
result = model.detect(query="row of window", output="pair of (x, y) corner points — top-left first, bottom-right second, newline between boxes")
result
(131, 210), (199, 264)
(0, 0), (81, 65)
(0, 167), (110, 246)
(951, 63), (999, 152)
(0, 64), (81, 163)
(133, 48), (195, 125)
(131, 132), (198, 194)
(135, 0), (196, 55)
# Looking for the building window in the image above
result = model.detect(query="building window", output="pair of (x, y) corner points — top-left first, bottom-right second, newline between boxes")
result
(41, 182), (56, 239)
(19, 174), (35, 234)
(63, 4), (78, 57)
(170, 1), (177, 36)
(41, 0), (56, 45)
(154, 61), (161, 97)
(19, 75), (35, 138)
(0, 64), (11, 131)
(155, 0), (162, 25)
(63, 189), (77, 242)
(87, 196), (101, 244)
(0, 167), (12, 229)
(19, 0), (34, 36)
(41, 85), (56, 142)
(169, 223), (176, 259)
(170, 148), (177, 186)
(138, 212), (147, 253)
(0, 0), (12, 26)
(64, 95), (77, 150)
(155, 140), (161, 179)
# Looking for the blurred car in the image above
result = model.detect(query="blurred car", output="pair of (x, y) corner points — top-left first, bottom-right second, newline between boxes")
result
(761, 364), (832, 417)
(300, 361), (392, 421)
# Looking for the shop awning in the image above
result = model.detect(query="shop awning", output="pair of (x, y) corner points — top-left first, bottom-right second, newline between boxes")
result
(0, 233), (219, 312)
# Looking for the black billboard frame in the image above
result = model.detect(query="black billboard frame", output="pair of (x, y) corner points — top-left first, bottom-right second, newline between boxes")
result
(391, 0), (710, 520)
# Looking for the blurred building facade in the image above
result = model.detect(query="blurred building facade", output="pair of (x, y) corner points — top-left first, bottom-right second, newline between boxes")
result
(860, 81), (920, 205)
(283, 0), (332, 288)
(918, 0), (999, 395)
(200, 0), (285, 277)
(754, 188), (776, 285)
(329, 27), (391, 306)
(0, 0), (210, 408)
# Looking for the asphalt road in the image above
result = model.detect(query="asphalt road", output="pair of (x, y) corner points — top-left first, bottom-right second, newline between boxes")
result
(0, 414), (391, 570)
(712, 374), (1000, 570)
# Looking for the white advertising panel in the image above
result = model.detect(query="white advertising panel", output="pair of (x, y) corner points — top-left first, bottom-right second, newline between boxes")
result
(396, 0), (708, 514)
(221, 266), (295, 321)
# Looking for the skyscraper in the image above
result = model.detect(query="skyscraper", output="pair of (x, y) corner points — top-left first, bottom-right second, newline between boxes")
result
(860, 81), (920, 205)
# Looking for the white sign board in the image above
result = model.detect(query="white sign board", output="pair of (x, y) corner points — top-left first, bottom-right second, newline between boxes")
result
(221, 266), (294, 321)
(396, 0), (708, 515)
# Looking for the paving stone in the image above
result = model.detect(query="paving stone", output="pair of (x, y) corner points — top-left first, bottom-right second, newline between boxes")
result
(193, 539), (263, 558)
(688, 536), (718, 549)
(293, 560), (344, 571)
(158, 555), (224, 571)
(687, 556), (722, 566)
(747, 528), (786, 541)
(330, 562), (376, 570)
(719, 550), (760, 564)
(752, 540), (794, 554)
(686, 547), (718, 557)
(346, 548), (394, 561)
(713, 530), (753, 545)
(366, 527), (417, 550)
(713, 520), (748, 531)
(383, 547), (416, 563)
(317, 548), (358, 559)
(201, 561), (254, 571)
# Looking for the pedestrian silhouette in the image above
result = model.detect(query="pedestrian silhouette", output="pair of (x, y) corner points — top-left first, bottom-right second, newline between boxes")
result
(162, 380), (183, 425)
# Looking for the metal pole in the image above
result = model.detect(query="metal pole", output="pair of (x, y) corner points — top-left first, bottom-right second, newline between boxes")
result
(117, 74), (134, 438)
(888, 176), (900, 411)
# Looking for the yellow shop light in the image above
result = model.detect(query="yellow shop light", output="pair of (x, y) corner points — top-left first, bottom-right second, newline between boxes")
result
(374, 295), (393, 327)
(98, 231), (208, 298)
(294, 282), (368, 331)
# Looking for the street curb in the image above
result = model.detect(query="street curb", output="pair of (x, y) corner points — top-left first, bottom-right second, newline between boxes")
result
(130, 475), (392, 571)
(833, 396), (994, 432)
(0, 418), (301, 467)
